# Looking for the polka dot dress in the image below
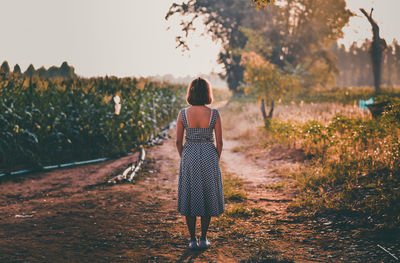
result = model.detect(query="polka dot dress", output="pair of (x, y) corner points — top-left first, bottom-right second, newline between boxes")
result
(178, 108), (225, 217)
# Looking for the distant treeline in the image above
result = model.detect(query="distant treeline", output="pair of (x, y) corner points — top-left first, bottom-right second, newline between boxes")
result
(149, 73), (228, 89)
(332, 40), (400, 87)
(0, 61), (76, 79)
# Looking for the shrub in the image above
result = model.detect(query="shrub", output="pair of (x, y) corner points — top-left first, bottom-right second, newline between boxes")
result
(265, 102), (400, 228)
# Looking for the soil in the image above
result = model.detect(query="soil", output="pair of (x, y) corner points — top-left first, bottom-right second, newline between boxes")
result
(1, 108), (399, 262)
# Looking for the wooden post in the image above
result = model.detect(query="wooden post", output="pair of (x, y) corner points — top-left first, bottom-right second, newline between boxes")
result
(261, 98), (268, 120)
(268, 99), (275, 118)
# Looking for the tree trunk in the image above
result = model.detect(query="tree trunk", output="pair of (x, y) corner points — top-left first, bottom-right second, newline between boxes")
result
(360, 8), (387, 94)
(261, 99), (274, 120)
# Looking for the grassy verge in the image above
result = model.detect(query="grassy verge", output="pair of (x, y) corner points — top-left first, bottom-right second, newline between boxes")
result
(279, 86), (400, 105)
(223, 170), (247, 202)
(221, 91), (400, 231)
(265, 101), (400, 230)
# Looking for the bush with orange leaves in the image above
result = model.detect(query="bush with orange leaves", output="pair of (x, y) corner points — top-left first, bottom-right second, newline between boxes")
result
(240, 51), (302, 102)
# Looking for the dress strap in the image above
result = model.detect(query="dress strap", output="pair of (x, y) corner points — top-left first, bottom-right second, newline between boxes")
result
(209, 109), (218, 128)
(181, 109), (189, 128)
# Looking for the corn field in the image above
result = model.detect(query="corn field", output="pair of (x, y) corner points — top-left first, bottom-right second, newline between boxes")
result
(0, 75), (185, 173)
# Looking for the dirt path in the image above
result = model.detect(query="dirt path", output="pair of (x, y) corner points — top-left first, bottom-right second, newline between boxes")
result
(221, 139), (320, 262)
(0, 132), (278, 262)
(1, 108), (397, 262)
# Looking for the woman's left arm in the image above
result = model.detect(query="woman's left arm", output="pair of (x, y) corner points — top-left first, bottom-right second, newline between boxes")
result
(214, 111), (223, 159)
(176, 111), (184, 158)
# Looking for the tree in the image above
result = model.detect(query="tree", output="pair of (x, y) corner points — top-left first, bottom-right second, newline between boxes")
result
(360, 8), (387, 93)
(37, 66), (48, 78)
(60, 61), (75, 78)
(0, 61), (10, 73)
(384, 44), (394, 87)
(241, 51), (283, 99)
(330, 39), (400, 88)
(394, 40), (400, 86)
(166, 0), (270, 92)
(264, 0), (352, 88)
(166, 0), (352, 92)
(24, 64), (36, 78)
(13, 64), (22, 75)
(241, 51), (301, 100)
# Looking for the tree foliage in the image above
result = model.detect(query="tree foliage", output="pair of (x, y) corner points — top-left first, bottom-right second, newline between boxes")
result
(241, 51), (301, 100)
(21, 61), (77, 79)
(251, 0), (275, 8)
(0, 61), (76, 79)
(166, 0), (352, 92)
(166, 0), (262, 92)
(13, 64), (22, 75)
(25, 64), (36, 78)
(252, 0), (352, 88)
(0, 61), (10, 75)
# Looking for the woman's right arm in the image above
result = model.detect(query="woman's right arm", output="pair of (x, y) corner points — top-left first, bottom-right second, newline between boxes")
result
(214, 112), (223, 159)
(176, 111), (184, 158)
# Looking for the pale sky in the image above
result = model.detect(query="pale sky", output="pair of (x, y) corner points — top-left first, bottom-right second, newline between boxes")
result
(340, 0), (400, 47)
(0, 0), (399, 77)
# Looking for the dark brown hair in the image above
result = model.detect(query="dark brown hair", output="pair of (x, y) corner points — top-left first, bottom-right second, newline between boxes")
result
(186, 77), (213, 106)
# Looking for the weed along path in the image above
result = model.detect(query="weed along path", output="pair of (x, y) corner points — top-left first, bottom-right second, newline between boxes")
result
(0, 107), (396, 262)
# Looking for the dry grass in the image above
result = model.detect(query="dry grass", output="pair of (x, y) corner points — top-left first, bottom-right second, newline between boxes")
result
(225, 204), (266, 218)
(223, 171), (247, 202)
(219, 98), (370, 156)
(274, 102), (368, 123)
(222, 99), (368, 128)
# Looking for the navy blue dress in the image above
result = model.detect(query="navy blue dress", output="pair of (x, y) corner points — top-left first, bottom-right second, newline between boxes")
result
(177, 108), (225, 217)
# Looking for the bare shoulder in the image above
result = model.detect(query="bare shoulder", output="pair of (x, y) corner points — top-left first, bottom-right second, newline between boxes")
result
(206, 106), (218, 112)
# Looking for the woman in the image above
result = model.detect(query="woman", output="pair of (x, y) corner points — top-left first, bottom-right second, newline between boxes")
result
(175, 77), (224, 250)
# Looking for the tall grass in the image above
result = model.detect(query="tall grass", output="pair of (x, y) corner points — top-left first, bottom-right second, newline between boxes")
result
(278, 86), (400, 105)
(222, 92), (400, 229)
(266, 102), (400, 228)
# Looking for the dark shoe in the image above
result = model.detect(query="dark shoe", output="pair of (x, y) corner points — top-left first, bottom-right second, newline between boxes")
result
(199, 238), (210, 249)
(189, 238), (199, 250)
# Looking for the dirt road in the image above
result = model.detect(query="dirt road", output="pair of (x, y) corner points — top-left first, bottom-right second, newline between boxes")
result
(1, 133), (278, 262)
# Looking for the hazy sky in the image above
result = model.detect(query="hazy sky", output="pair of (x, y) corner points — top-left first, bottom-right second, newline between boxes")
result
(340, 0), (400, 47)
(0, 0), (399, 77)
